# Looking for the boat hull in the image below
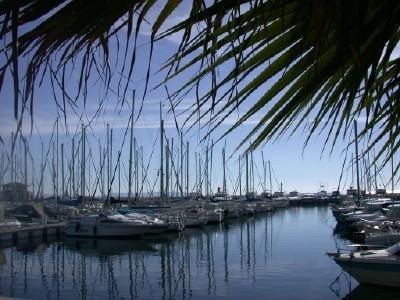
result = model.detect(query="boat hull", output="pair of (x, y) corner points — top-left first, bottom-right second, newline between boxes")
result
(65, 221), (157, 238)
(182, 216), (208, 227)
(329, 254), (400, 287)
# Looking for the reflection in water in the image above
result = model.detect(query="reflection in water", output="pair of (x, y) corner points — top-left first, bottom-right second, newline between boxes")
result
(0, 206), (396, 299)
(0, 217), (266, 299)
(343, 284), (400, 300)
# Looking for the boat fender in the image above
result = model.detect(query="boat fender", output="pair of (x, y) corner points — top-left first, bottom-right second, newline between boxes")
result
(75, 223), (80, 232)
(93, 226), (97, 235)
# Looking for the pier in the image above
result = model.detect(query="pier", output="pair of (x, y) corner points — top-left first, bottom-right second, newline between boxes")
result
(0, 222), (64, 244)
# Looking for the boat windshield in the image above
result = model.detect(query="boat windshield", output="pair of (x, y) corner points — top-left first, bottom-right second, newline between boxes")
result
(386, 243), (400, 255)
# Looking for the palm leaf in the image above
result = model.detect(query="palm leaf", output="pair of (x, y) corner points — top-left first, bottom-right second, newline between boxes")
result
(1, 0), (400, 173)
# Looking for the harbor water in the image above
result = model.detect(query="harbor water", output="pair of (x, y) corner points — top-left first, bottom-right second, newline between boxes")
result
(0, 206), (399, 299)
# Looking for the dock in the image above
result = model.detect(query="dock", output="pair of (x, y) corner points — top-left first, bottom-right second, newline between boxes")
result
(0, 222), (64, 244)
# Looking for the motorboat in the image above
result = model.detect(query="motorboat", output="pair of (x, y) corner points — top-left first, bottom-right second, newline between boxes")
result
(259, 191), (272, 199)
(213, 188), (231, 202)
(245, 191), (257, 201)
(344, 211), (384, 225)
(331, 204), (361, 219)
(65, 212), (167, 237)
(300, 193), (316, 204)
(0, 218), (21, 227)
(327, 242), (400, 287)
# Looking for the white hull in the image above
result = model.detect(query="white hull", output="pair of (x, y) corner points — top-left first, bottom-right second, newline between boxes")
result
(65, 221), (164, 237)
(333, 257), (400, 287)
(328, 244), (400, 288)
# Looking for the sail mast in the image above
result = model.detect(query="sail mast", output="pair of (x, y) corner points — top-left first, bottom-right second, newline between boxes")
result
(180, 132), (184, 199)
(128, 90), (135, 203)
(160, 102), (164, 201)
(354, 120), (361, 203)
(246, 152), (249, 198)
(186, 141), (189, 198)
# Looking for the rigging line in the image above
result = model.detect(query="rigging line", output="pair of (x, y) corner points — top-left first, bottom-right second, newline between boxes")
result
(139, 132), (159, 197)
(270, 163), (280, 190)
(336, 147), (349, 194)
(35, 119), (58, 199)
(226, 165), (235, 194)
(253, 156), (264, 191)
(105, 107), (134, 201)
(230, 157), (242, 195)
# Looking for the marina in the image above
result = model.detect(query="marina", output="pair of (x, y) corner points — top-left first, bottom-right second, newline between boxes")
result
(1, 1), (400, 299)
(3, 204), (397, 300)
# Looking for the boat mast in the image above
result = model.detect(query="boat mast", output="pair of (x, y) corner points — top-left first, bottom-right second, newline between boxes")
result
(391, 131), (395, 195)
(23, 136), (27, 188)
(81, 124), (86, 201)
(171, 138), (174, 196)
(166, 139), (169, 199)
(110, 127), (113, 196)
(180, 132), (184, 199)
(56, 118), (59, 208)
(205, 146), (209, 198)
(239, 156), (242, 197)
(106, 123), (110, 201)
(97, 142), (101, 198)
(199, 153), (202, 196)
(246, 152), (249, 198)
(61, 142), (64, 198)
(128, 90), (135, 203)
(0, 152), (3, 191)
(210, 140), (214, 196)
(133, 137), (139, 200)
(31, 153), (35, 199)
(268, 160), (272, 195)
(251, 151), (254, 193)
(222, 146), (226, 193)
(262, 151), (266, 193)
(88, 149), (91, 197)
(140, 146), (144, 199)
(195, 151), (198, 195)
(160, 102), (165, 201)
(10, 132), (14, 184)
(354, 120), (361, 203)
(367, 152), (372, 194)
(71, 137), (75, 197)
(40, 142), (44, 199)
(373, 150), (378, 192)
(186, 141), (189, 198)
(351, 152), (354, 188)
(52, 142), (56, 200)
(118, 151), (121, 200)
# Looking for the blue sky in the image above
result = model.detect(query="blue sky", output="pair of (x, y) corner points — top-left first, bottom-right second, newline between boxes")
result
(0, 2), (398, 196)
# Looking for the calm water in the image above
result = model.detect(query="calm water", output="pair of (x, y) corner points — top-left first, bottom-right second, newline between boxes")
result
(0, 206), (399, 299)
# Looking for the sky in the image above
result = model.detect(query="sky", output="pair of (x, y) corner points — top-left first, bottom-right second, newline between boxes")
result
(0, 1), (398, 197)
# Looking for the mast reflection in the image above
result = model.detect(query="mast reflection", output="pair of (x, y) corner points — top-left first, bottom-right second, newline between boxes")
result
(0, 213), (281, 299)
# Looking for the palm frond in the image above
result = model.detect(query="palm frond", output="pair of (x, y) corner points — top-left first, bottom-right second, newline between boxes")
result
(1, 0), (400, 171)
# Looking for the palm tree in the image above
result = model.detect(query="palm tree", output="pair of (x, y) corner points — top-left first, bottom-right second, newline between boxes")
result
(1, 0), (399, 171)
